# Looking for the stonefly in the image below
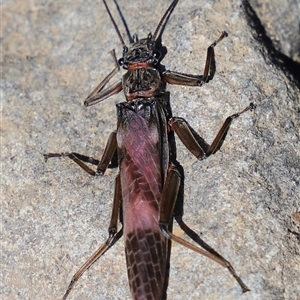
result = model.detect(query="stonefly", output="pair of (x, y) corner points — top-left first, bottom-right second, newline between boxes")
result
(45, 0), (255, 299)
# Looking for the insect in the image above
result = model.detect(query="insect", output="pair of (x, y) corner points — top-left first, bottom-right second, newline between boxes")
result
(45, 0), (255, 299)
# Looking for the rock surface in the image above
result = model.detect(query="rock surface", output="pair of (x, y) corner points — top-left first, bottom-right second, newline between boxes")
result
(2, 0), (299, 299)
(246, 0), (300, 63)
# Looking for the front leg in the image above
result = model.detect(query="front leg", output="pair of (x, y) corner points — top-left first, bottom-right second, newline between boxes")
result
(162, 31), (228, 86)
(169, 103), (256, 159)
(84, 49), (123, 106)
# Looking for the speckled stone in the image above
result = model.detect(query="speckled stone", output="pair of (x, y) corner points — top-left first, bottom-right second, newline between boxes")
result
(2, 0), (299, 300)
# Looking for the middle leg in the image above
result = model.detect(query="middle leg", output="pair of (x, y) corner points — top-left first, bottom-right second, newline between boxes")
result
(169, 103), (256, 159)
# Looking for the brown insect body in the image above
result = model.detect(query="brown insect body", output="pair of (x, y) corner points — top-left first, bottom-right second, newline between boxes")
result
(116, 33), (174, 298)
(117, 98), (170, 299)
(45, 0), (255, 299)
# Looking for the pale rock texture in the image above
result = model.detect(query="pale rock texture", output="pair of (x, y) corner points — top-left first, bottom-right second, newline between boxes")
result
(2, 0), (299, 299)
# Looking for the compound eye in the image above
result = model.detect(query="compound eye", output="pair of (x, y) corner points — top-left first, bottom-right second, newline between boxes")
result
(148, 40), (155, 50)
(119, 58), (128, 69)
(153, 50), (161, 60)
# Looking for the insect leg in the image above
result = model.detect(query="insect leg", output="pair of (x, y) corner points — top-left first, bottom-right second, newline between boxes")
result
(84, 80), (122, 106)
(170, 103), (256, 159)
(159, 167), (249, 293)
(44, 131), (117, 176)
(162, 31), (228, 86)
(62, 174), (123, 300)
(84, 49), (123, 106)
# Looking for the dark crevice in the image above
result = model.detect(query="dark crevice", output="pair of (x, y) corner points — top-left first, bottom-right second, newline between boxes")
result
(243, 0), (300, 88)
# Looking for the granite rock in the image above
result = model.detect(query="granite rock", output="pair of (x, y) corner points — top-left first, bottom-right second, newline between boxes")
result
(2, 0), (299, 299)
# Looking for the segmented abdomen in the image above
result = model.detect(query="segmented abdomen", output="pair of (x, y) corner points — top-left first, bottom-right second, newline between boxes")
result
(117, 99), (168, 300)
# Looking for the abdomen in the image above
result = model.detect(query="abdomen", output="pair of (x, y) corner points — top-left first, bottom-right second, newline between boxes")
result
(117, 99), (168, 300)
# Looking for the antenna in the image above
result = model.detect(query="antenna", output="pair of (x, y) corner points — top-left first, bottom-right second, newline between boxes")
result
(113, 0), (133, 44)
(153, 0), (179, 40)
(103, 0), (126, 47)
